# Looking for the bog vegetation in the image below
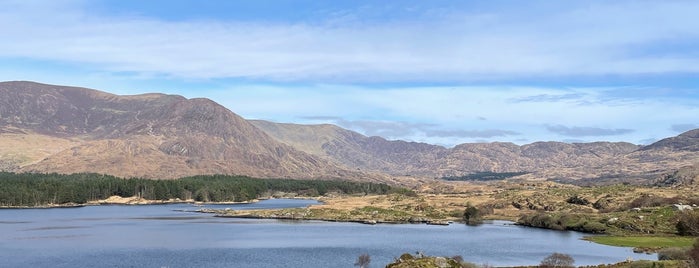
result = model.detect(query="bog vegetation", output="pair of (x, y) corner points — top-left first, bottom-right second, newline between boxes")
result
(0, 172), (394, 206)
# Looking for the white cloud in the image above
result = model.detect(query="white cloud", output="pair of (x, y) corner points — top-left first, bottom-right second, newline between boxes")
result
(0, 1), (698, 81)
(2, 1), (698, 146)
(200, 84), (699, 146)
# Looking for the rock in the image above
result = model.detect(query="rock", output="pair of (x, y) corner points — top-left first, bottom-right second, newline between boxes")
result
(434, 257), (448, 268)
(673, 204), (693, 211)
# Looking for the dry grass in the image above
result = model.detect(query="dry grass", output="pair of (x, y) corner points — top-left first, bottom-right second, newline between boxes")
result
(0, 133), (83, 167)
(217, 179), (699, 238)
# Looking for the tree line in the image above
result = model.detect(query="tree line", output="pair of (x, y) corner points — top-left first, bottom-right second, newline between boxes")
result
(441, 171), (529, 181)
(0, 172), (394, 206)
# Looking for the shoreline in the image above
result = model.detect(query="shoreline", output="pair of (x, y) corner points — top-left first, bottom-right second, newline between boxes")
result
(211, 212), (454, 226)
(0, 195), (270, 209)
(1, 195), (324, 209)
(3, 195), (690, 254)
(202, 204), (455, 226)
(0, 203), (88, 209)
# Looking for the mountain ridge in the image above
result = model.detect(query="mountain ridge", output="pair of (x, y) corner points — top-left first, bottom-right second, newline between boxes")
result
(1, 81), (698, 185)
(251, 120), (655, 179)
(0, 81), (372, 181)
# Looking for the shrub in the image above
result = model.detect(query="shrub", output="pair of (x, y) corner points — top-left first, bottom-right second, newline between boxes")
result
(389, 188), (418, 197)
(628, 194), (677, 209)
(676, 211), (699, 236)
(399, 253), (414, 261)
(463, 205), (482, 225)
(689, 238), (699, 268)
(657, 247), (689, 260)
(519, 213), (564, 231)
(566, 195), (590, 206)
(593, 197), (614, 211)
(539, 252), (575, 268)
(577, 221), (607, 234)
(629, 260), (655, 268)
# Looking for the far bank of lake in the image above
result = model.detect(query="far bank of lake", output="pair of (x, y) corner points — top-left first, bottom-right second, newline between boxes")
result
(0, 199), (656, 267)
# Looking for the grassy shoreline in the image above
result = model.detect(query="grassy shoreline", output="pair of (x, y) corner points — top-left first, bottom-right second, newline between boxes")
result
(584, 236), (695, 249)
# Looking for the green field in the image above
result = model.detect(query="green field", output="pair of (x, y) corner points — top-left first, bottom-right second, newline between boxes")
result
(585, 236), (696, 248)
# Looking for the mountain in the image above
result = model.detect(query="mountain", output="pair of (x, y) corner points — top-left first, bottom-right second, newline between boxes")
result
(0, 81), (366, 180)
(249, 120), (448, 176)
(2, 81), (697, 185)
(640, 129), (699, 152)
(252, 120), (699, 183)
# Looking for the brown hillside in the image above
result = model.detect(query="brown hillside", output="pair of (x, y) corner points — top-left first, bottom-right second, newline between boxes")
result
(0, 81), (368, 180)
(2, 81), (698, 185)
(251, 120), (698, 183)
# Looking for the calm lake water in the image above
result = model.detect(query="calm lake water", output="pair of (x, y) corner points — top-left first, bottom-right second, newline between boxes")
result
(0, 199), (655, 267)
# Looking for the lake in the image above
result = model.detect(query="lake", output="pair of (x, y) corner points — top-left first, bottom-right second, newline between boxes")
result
(0, 199), (655, 267)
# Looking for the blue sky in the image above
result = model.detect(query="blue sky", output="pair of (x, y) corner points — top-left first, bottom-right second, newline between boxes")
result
(1, 0), (698, 146)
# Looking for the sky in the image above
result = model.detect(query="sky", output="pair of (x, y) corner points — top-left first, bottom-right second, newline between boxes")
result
(1, 0), (698, 147)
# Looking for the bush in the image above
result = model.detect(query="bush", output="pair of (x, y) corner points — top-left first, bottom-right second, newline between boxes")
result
(628, 194), (677, 209)
(689, 238), (699, 268)
(577, 221), (607, 234)
(519, 213), (565, 231)
(389, 188), (418, 197)
(566, 195), (590, 206)
(629, 260), (655, 268)
(657, 247), (689, 260)
(676, 211), (699, 236)
(539, 252), (574, 268)
(519, 212), (606, 233)
(463, 205), (482, 225)
(399, 253), (414, 260)
(593, 197), (615, 212)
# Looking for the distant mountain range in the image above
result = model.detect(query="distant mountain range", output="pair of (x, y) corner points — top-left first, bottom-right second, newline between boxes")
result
(1, 81), (697, 185)
(252, 120), (699, 184)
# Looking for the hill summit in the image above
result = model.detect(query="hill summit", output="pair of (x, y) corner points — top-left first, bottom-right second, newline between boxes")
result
(0, 81), (364, 180)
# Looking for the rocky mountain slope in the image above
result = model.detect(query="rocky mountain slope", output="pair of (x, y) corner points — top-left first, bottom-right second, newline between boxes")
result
(250, 120), (448, 176)
(0, 81), (365, 180)
(252, 120), (698, 182)
(1, 81), (697, 184)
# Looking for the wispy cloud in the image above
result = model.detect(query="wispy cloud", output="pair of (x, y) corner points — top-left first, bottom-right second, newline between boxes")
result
(1, 1), (698, 146)
(545, 125), (635, 137)
(424, 129), (521, 138)
(201, 84), (699, 145)
(1, 1), (698, 81)
(510, 93), (586, 103)
(670, 124), (699, 133)
(300, 116), (343, 121)
(302, 116), (520, 141)
(334, 119), (436, 138)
